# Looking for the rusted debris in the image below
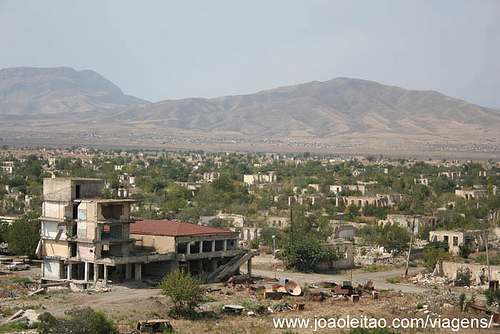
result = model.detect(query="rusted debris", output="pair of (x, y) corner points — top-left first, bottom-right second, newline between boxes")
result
(333, 282), (354, 296)
(468, 304), (500, 323)
(227, 274), (254, 284)
(363, 280), (374, 291)
(272, 284), (281, 291)
(320, 282), (337, 288)
(307, 291), (325, 302)
(133, 319), (173, 333)
(264, 290), (283, 300)
(285, 281), (302, 296)
(294, 302), (305, 310)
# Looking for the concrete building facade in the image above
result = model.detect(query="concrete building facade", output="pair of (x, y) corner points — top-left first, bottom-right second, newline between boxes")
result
(39, 178), (256, 288)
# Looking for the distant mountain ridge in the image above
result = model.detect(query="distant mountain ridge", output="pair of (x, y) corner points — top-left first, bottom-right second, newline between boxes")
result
(0, 67), (499, 148)
(0, 67), (149, 116)
(117, 77), (500, 142)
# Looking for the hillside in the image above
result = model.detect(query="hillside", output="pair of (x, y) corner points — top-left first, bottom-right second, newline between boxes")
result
(0, 68), (499, 151)
(0, 67), (149, 117)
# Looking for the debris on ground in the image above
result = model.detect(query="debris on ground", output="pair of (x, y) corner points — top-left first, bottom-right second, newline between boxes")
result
(222, 304), (246, 314)
(412, 273), (453, 286)
(4, 309), (39, 326)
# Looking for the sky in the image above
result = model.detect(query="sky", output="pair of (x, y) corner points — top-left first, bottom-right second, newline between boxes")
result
(1, 0), (500, 108)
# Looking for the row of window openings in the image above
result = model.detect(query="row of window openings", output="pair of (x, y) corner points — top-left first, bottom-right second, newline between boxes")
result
(53, 225), (123, 239)
(177, 240), (236, 254)
(69, 243), (122, 258)
(71, 204), (124, 220)
(443, 235), (460, 247)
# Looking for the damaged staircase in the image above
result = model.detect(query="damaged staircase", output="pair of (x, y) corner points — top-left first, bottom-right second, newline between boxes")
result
(207, 250), (259, 283)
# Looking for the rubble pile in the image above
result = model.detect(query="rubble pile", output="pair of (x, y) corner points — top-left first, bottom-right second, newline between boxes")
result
(411, 273), (452, 286)
(424, 292), (460, 309)
(355, 246), (407, 266)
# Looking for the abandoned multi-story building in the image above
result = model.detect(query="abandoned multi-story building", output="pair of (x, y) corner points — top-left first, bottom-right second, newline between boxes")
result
(39, 178), (256, 288)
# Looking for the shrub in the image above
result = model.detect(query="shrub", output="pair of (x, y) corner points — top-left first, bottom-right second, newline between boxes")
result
(485, 288), (500, 310)
(37, 307), (118, 334)
(249, 238), (260, 249)
(158, 269), (204, 317)
(459, 293), (466, 311)
(454, 268), (471, 287)
(459, 243), (471, 259)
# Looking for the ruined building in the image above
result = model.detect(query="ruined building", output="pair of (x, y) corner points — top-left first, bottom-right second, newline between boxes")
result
(38, 178), (256, 288)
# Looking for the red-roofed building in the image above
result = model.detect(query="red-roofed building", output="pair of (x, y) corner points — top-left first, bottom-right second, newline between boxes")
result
(39, 178), (257, 288)
(130, 219), (244, 278)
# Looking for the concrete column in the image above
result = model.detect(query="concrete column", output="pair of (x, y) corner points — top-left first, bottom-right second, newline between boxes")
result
(247, 259), (252, 276)
(94, 263), (98, 283)
(199, 242), (202, 254)
(211, 259), (217, 271)
(103, 265), (108, 284)
(67, 263), (72, 280)
(187, 243), (190, 255)
(135, 263), (142, 281)
(126, 263), (132, 280)
(172, 256), (179, 271)
(211, 240), (215, 252)
(84, 262), (89, 282)
(223, 239), (227, 251)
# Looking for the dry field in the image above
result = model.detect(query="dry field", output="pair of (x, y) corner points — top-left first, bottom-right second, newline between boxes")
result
(1, 271), (497, 334)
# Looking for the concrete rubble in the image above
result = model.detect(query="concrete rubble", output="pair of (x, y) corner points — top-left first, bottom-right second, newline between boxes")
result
(4, 309), (39, 326)
(411, 273), (453, 286)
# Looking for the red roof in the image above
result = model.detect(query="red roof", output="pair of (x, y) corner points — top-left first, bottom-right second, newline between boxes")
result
(129, 219), (237, 237)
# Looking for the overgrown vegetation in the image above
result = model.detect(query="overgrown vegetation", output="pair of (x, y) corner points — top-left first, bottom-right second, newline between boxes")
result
(454, 268), (471, 287)
(37, 307), (118, 334)
(158, 269), (205, 317)
(357, 223), (410, 254)
(282, 235), (338, 273)
(423, 241), (450, 269)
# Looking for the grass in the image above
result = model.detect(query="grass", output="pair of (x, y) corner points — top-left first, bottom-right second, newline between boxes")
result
(201, 295), (219, 303)
(386, 277), (401, 284)
(10, 277), (31, 284)
(0, 322), (28, 334)
(238, 300), (267, 309)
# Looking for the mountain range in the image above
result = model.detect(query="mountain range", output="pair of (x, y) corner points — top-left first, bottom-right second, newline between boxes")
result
(0, 67), (499, 149)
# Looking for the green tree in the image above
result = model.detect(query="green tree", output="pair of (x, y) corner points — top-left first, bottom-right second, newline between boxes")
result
(423, 241), (450, 269)
(283, 235), (338, 273)
(358, 224), (410, 254)
(5, 212), (41, 257)
(158, 269), (204, 317)
(0, 220), (8, 243)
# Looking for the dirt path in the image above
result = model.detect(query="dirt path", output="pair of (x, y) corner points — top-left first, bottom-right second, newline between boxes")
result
(245, 267), (429, 293)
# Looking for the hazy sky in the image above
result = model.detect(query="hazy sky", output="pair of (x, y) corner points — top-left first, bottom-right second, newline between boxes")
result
(1, 0), (500, 108)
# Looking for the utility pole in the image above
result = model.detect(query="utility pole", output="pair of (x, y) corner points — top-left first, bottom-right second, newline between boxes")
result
(290, 204), (293, 243)
(404, 216), (415, 277)
(485, 230), (491, 282)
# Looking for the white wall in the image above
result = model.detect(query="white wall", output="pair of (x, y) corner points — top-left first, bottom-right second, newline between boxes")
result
(43, 259), (61, 278)
(42, 221), (67, 240)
